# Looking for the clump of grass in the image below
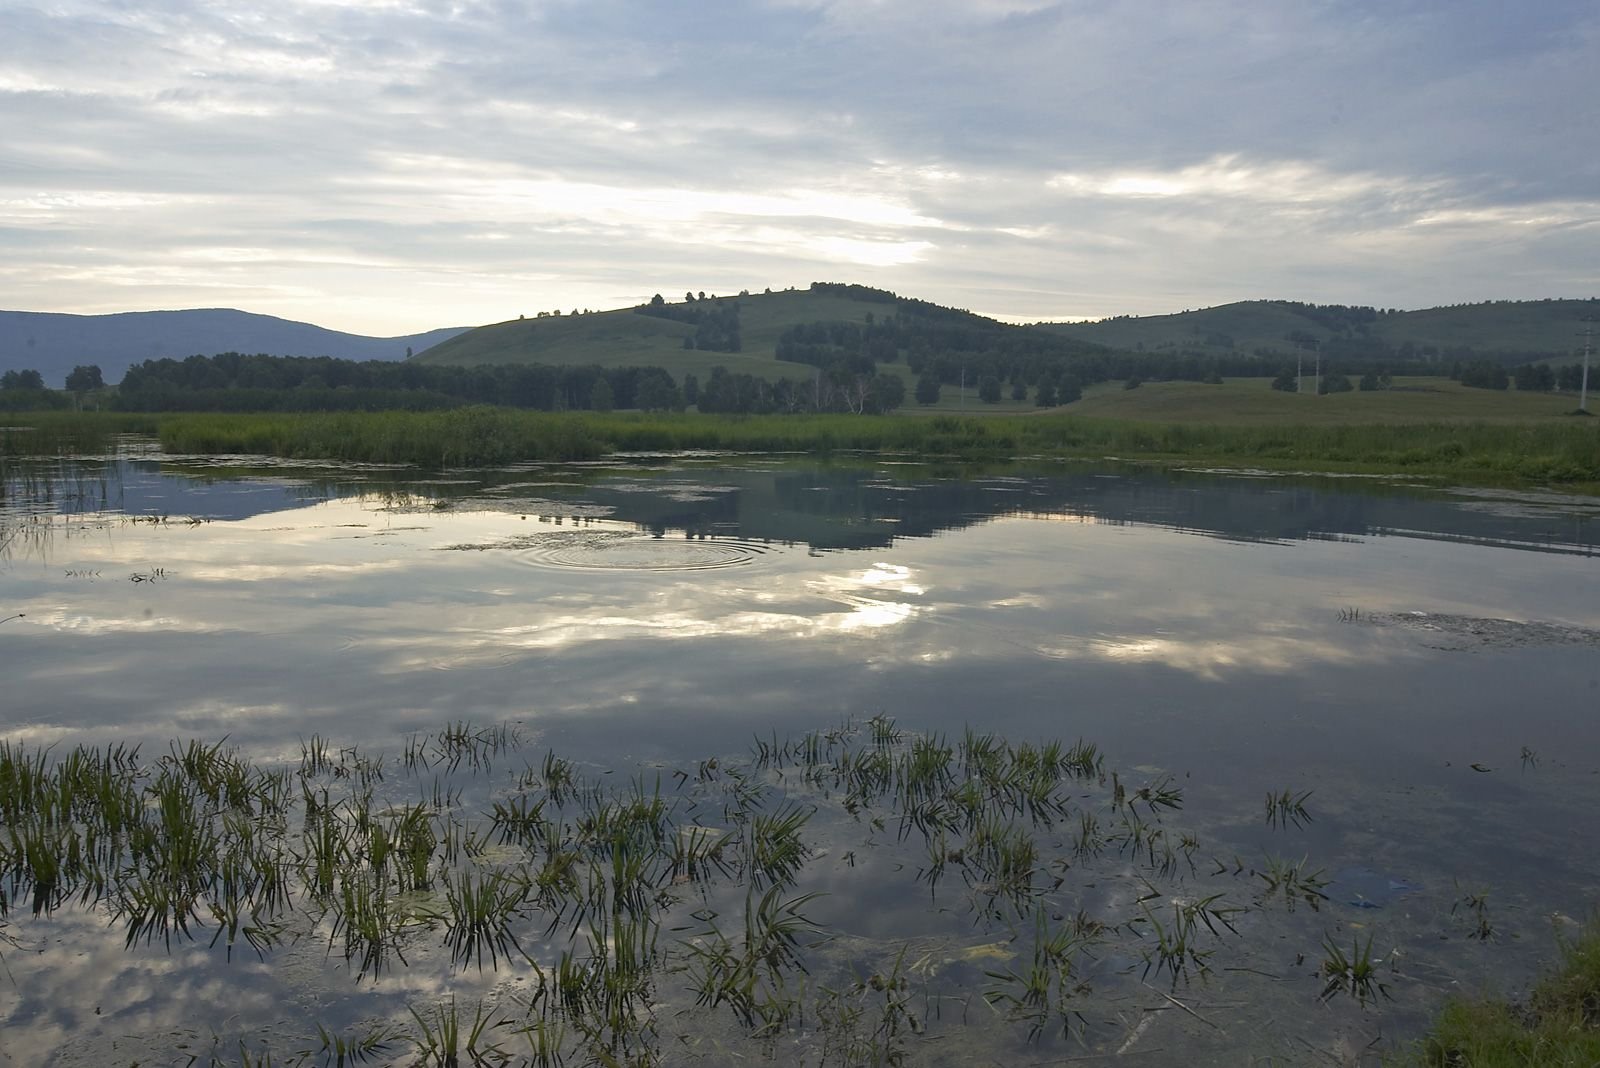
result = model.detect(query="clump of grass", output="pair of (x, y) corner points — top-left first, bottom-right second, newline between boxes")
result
(1453, 882), (1496, 941)
(1319, 931), (1390, 1005)
(1255, 854), (1329, 911)
(1403, 921), (1600, 1066)
(1264, 787), (1314, 830)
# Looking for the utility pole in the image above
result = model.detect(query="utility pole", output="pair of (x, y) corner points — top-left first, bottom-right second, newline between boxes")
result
(1579, 316), (1595, 415)
(1296, 348), (1303, 394)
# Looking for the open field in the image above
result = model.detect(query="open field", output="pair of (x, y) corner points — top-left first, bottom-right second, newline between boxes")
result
(1064, 377), (1591, 425)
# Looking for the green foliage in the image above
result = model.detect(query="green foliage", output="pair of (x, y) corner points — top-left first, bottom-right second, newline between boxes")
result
(1459, 360), (1510, 390)
(64, 365), (104, 393)
(0, 368), (44, 390)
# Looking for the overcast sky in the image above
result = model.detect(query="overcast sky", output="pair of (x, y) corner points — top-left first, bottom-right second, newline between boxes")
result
(1, 0), (1596, 335)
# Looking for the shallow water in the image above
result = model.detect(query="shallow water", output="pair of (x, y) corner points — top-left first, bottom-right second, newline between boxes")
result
(2, 449), (1598, 1066)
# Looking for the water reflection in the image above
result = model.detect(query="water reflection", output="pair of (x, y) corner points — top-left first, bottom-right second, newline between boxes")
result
(5, 452), (1597, 561)
(2, 449), (1599, 1065)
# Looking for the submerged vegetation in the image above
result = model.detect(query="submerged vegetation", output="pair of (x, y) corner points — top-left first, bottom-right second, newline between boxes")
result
(0, 716), (1581, 1064)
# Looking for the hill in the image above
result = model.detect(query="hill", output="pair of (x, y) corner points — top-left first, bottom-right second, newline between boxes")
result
(411, 287), (906, 383)
(411, 284), (1124, 409)
(0, 309), (469, 386)
(1037, 298), (1599, 364)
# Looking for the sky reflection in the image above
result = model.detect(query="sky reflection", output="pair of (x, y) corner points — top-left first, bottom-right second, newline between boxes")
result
(2, 457), (1599, 1064)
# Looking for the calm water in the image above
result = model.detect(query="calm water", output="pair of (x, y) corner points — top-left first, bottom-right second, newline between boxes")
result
(2, 447), (1598, 1066)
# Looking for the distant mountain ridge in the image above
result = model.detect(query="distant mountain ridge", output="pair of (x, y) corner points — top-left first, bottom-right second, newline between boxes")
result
(0, 308), (470, 386)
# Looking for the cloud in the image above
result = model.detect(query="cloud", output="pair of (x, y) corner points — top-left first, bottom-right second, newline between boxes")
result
(0, 0), (1594, 331)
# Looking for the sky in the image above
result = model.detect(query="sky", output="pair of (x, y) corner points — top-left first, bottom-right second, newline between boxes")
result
(1, 0), (1596, 336)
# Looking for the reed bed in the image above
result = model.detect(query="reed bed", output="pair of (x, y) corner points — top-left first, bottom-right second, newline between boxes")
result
(0, 408), (1568, 487)
(4, 407), (1597, 488)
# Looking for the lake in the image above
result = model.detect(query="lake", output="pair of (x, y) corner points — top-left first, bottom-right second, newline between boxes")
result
(2, 444), (1598, 1066)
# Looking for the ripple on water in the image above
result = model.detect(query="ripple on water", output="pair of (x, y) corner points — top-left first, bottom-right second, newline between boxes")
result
(517, 530), (775, 572)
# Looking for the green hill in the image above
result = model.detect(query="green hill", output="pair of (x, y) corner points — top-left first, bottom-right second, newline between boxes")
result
(1038, 298), (1599, 362)
(412, 286), (905, 383)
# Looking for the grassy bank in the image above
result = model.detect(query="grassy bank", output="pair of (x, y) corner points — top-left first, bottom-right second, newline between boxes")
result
(1396, 920), (1600, 1066)
(5, 407), (1597, 489)
(150, 408), (1599, 487)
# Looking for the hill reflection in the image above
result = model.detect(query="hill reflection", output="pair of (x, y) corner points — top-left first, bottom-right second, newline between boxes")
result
(3, 455), (1596, 561)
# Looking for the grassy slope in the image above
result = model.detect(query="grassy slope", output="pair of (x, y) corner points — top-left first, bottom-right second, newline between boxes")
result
(1041, 299), (1600, 357)
(412, 289), (897, 383)
(1062, 377), (1586, 425)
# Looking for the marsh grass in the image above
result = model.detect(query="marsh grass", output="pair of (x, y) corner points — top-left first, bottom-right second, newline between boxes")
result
(10, 405), (1581, 487)
(1319, 931), (1390, 1005)
(1256, 854), (1330, 911)
(1265, 787), (1314, 830)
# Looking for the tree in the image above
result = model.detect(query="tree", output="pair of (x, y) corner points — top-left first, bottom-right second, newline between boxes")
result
(915, 373), (941, 406)
(1271, 369), (1298, 392)
(65, 365), (104, 392)
(1459, 360), (1509, 390)
(682, 374), (699, 407)
(1514, 363), (1555, 392)
(635, 369), (682, 411)
(650, 294), (665, 307)
(1035, 382), (1057, 407)
(1318, 372), (1353, 394)
(0, 369), (44, 390)
(589, 377), (614, 412)
(865, 372), (906, 414)
(977, 374), (1002, 403)
(1010, 380), (1027, 402)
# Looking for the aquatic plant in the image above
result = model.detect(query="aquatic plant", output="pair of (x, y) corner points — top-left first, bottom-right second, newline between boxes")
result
(1319, 931), (1390, 1005)
(1265, 787), (1314, 830)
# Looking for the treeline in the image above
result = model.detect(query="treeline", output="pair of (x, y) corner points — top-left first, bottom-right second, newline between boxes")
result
(105, 352), (913, 416)
(694, 364), (905, 415)
(116, 353), (688, 412)
(1458, 361), (1594, 392)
